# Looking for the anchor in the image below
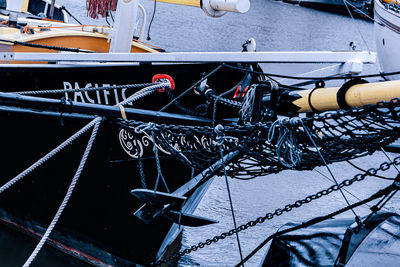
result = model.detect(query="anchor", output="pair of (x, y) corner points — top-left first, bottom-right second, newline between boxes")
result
(131, 189), (218, 227)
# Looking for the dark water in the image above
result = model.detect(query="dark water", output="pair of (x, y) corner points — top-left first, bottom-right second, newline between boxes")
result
(57, 1), (400, 266)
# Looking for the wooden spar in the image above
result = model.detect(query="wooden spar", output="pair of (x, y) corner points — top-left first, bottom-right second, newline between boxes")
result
(284, 80), (400, 113)
(156, 0), (200, 7)
(154, 0), (250, 14)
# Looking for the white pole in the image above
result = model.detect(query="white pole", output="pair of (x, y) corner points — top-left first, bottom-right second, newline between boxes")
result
(209, 0), (250, 13)
(109, 0), (139, 53)
(201, 0), (250, 17)
(7, 0), (24, 12)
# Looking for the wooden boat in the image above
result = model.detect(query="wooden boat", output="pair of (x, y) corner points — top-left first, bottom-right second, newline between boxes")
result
(0, 0), (159, 55)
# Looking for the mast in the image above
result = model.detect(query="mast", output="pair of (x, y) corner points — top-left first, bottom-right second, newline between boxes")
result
(50, 0), (56, 19)
(109, 0), (139, 53)
(109, 0), (250, 52)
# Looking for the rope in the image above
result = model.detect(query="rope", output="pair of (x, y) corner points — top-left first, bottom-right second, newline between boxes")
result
(347, 160), (394, 180)
(158, 65), (223, 112)
(267, 119), (302, 168)
(216, 125), (244, 265)
(23, 118), (101, 267)
(118, 82), (169, 106)
(146, 0), (157, 40)
(239, 86), (256, 122)
(0, 38), (94, 53)
(381, 147), (400, 174)
(342, 0), (371, 53)
(61, 6), (83, 25)
(151, 131), (170, 193)
(0, 118), (101, 195)
(300, 119), (362, 223)
(342, 0), (380, 24)
(14, 83), (156, 95)
(221, 63), (400, 81)
(134, 134), (147, 189)
(313, 168), (371, 207)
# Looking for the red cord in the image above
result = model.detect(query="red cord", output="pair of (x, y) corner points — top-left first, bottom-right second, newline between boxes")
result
(87, 0), (118, 19)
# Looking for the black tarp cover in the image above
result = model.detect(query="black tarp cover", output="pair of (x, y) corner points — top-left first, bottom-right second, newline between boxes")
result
(262, 213), (400, 267)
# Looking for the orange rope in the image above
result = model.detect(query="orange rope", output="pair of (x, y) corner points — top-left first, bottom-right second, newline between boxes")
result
(21, 24), (111, 34)
(134, 39), (164, 50)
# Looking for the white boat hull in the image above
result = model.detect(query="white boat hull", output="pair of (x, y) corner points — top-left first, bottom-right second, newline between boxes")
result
(374, 0), (400, 80)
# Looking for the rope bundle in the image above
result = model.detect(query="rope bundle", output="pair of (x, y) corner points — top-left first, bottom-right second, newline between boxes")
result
(87, 0), (118, 19)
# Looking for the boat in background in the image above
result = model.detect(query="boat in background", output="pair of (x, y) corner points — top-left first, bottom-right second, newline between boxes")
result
(0, 0), (160, 55)
(374, 0), (400, 79)
(283, 0), (373, 18)
(1, 0), (68, 22)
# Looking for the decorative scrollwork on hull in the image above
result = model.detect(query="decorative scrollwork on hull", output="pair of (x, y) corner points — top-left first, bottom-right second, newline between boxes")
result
(119, 129), (171, 158)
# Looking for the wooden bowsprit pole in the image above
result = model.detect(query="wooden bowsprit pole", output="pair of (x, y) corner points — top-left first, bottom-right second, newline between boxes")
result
(277, 79), (400, 114)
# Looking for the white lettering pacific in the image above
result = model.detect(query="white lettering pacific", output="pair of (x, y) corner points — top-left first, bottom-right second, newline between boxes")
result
(62, 82), (129, 105)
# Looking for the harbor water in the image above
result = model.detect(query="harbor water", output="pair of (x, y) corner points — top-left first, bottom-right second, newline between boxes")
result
(56, 0), (399, 266)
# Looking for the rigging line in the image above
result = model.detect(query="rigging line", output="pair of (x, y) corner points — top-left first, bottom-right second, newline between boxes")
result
(151, 131), (170, 193)
(219, 145), (244, 265)
(222, 63), (400, 81)
(381, 147), (400, 173)
(342, 0), (371, 53)
(158, 65), (223, 112)
(364, 174), (400, 222)
(234, 183), (396, 267)
(134, 134), (148, 189)
(61, 5), (83, 25)
(313, 168), (371, 207)
(347, 160), (395, 180)
(299, 119), (361, 221)
(147, 0), (157, 40)
(343, 0), (382, 25)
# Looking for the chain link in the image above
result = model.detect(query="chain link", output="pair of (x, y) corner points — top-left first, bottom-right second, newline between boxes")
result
(154, 155), (400, 265)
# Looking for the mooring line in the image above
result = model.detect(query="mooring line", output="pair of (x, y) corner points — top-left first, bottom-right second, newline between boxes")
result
(23, 118), (101, 267)
(0, 118), (101, 195)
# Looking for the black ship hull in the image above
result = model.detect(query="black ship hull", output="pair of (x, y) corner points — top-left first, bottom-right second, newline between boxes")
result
(0, 63), (245, 266)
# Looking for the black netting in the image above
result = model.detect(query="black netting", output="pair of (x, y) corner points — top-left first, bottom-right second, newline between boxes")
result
(117, 99), (400, 178)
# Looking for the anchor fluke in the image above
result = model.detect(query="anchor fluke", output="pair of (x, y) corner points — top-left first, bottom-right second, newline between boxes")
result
(165, 210), (219, 227)
(131, 189), (187, 224)
(131, 189), (217, 226)
(130, 188), (186, 206)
